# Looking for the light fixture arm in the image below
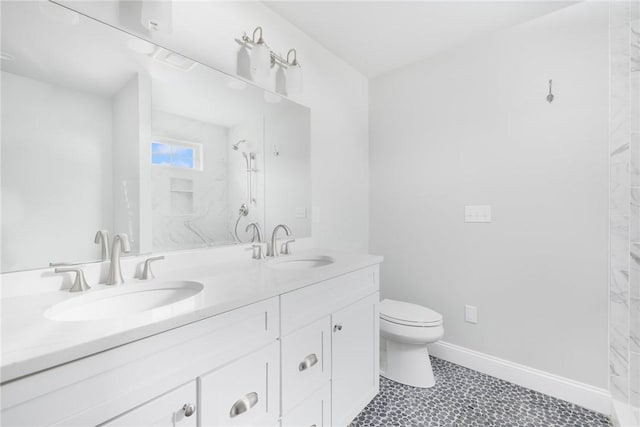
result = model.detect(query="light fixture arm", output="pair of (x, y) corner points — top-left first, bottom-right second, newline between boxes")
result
(252, 26), (264, 44)
(271, 49), (301, 69)
(236, 26), (301, 70)
(286, 49), (298, 66)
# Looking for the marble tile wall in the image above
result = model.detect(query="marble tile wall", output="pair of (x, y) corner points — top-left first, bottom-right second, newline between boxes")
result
(610, 0), (640, 416)
(629, 1), (640, 413)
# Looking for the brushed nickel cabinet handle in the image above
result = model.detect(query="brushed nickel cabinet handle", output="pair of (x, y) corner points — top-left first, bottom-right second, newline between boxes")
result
(298, 353), (318, 371)
(182, 403), (196, 417)
(333, 324), (343, 332)
(229, 392), (258, 418)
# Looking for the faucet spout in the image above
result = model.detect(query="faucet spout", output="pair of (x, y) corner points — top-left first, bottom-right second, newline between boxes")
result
(245, 222), (264, 243)
(268, 224), (292, 257)
(94, 229), (110, 261)
(106, 233), (131, 285)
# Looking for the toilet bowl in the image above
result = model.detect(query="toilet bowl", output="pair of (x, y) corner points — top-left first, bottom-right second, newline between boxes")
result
(379, 298), (444, 388)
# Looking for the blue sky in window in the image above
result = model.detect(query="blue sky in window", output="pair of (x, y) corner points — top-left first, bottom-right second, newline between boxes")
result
(152, 142), (172, 166)
(152, 142), (195, 169)
(172, 146), (194, 169)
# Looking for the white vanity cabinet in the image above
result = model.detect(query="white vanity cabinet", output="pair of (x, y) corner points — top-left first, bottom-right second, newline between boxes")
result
(0, 297), (280, 427)
(331, 292), (379, 426)
(1, 262), (381, 427)
(280, 265), (380, 427)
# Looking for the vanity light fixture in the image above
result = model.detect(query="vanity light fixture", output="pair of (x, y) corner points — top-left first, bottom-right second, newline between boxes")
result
(236, 26), (303, 95)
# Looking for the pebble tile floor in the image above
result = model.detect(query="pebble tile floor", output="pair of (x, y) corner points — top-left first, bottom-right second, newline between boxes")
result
(349, 357), (612, 427)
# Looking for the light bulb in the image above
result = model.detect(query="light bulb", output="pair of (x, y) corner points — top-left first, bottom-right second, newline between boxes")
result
(236, 46), (252, 80)
(286, 64), (303, 95)
(275, 65), (287, 95)
(251, 42), (271, 80)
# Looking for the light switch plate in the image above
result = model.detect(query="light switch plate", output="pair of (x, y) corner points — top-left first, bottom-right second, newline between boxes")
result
(465, 205), (492, 223)
(465, 305), (478, 324)
(295, 207), (307, 219)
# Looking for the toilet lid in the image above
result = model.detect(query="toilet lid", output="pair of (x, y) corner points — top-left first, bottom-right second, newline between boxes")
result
(380, 299), (443, 326)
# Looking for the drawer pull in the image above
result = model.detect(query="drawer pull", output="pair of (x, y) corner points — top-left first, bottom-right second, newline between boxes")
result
(182, 403), (196, 417)
(298, 353), (318, 371)
(333, 324), (343, 332)
(229, 392), (258, 418)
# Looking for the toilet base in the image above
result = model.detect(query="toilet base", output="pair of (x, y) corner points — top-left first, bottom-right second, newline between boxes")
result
(380, 338), (435, 388)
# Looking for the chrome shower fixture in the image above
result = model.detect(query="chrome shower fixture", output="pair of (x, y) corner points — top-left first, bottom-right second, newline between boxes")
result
(232, 139), (246, 151)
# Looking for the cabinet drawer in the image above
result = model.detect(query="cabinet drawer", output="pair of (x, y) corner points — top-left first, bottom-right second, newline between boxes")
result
(281, 382), (331, 427)
(281, 317), (331, 414)
(199, 342), (279, 426)
(101, 381), (197, 427)
(280, 266), (378, 335)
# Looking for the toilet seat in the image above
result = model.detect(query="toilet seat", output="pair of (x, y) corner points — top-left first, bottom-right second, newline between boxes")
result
(380, 299), (442, 327)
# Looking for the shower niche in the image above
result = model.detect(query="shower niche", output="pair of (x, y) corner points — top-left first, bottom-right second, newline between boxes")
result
(0, 0), (311, 271)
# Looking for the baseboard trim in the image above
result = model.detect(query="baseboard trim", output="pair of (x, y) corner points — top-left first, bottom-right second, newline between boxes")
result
(428, 341), (611, 415)
(611, 398), (640, 427)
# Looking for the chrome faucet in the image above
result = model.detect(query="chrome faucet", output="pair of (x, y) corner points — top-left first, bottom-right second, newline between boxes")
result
(268, 224), (293, 257)
(94, 230), (110, 261)
(245, 222), (264, 243)
(106, 233), (131, 285)
(141, 255), (164, 280)
(54, 267), (91, 292)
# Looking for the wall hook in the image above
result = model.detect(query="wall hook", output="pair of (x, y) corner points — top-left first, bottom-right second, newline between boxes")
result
(546, 79), (554, 103)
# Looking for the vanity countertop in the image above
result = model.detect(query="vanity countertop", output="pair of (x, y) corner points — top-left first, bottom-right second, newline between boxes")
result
(0, 250), (382, 383)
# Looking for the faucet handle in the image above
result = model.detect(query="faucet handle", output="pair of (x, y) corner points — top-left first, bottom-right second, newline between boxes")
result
(54, 267), (91, 292)
(49, 261), (79, 267)
(141, 256), (164, 280)
(247, 243), (267, 260)
(280, 238), (296, 255)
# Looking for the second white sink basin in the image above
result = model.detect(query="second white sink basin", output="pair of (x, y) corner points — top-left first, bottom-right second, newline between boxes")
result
(44, 281), (204, 321)
(267, 255), (335, 270)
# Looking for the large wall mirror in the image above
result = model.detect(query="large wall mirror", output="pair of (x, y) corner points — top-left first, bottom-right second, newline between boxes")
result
(1, 1), (311, 273)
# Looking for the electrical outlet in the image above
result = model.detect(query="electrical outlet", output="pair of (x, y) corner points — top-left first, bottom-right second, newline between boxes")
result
(465, 305), (478, 324)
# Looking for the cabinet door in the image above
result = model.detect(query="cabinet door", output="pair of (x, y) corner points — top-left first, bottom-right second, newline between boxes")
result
(199, 342), (279, 427)
(281, 316), (331, 414)
(331, 292), (379, 427)
(101, 381), (197, 427)
(280, 382), (331, 427)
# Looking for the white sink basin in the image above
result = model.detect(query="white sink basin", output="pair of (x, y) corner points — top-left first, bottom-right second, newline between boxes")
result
(44, 281), (204, 321)
(267, 255), (335, 270)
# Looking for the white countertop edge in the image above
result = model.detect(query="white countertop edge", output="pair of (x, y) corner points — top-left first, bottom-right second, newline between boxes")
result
(1, 251), (383, 383)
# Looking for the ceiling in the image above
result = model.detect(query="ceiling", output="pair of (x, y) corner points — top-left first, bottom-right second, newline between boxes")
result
(264, 1), (577, 78)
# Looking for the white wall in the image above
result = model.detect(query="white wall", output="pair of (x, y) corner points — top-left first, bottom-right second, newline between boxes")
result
(369, 2), (609, 388)
(265, 106), (312, 237)
(112, 75), (143, 253)
(60, 0), (370, 252)
(1, 71), (113, 271)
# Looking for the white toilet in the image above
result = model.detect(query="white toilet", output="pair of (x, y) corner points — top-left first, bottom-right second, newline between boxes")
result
(379, 299), (444, 388)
